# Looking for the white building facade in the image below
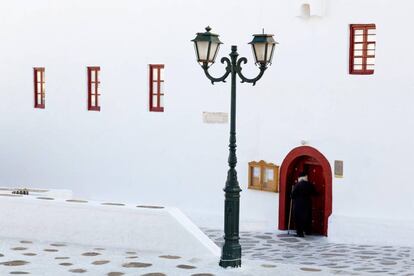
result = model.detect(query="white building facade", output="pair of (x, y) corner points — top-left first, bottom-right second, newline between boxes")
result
(1, 0), (413, 245)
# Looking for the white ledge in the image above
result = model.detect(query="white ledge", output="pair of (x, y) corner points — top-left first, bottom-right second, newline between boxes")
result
(0, 195), (220, 258)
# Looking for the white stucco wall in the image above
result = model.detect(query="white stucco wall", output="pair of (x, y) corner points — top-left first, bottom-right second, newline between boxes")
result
(1, 0), (413, 240)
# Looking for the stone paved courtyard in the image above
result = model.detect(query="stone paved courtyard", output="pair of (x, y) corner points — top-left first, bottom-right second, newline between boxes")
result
(203, 228), (414, 275)
(0, 236), (336, 275)
(0, 229), (413, 275)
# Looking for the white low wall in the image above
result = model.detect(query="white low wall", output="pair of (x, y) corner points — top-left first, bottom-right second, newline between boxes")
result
(328, 215), (414, 247)
(0, 195), (220, 258)
(0, 187), (73, 199)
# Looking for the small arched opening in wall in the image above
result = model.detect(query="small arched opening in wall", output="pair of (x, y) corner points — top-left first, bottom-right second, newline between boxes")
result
(278, 146), (332, 236)
(300, 3), (311, 18)
(296, 0), (325, 18)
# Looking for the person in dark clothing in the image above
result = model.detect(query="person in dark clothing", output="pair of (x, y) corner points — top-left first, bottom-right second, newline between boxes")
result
(291, 172), (317, 237)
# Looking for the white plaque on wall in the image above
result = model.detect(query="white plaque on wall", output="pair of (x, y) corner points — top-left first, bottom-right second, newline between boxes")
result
(334, 160), (344, 178)
(203, 112), (229, 124)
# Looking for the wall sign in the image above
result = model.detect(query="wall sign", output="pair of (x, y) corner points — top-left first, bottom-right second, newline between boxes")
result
(202, 112), (228, 124)
(334, 160), (344, 178)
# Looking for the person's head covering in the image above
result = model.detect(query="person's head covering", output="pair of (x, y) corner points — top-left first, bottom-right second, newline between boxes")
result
(298, 172), (308, 182)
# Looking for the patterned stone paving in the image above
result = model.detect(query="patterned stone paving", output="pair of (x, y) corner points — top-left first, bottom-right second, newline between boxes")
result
(0, 237), (330, 275)
(0, 229), (412, 275)
(203, 228), (414, 275)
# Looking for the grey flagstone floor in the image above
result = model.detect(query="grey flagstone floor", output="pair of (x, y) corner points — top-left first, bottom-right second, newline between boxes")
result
(203, 228), (414, 275)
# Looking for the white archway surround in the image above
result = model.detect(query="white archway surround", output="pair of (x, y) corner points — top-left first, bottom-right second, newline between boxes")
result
(1, 0), (414, 246)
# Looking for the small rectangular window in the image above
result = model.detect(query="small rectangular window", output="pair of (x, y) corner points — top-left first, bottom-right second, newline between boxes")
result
(149, 64), (164, 112)
(34, 67), (45, 109)
(87, 67), (101, 111)
(349, 24), (376, 75)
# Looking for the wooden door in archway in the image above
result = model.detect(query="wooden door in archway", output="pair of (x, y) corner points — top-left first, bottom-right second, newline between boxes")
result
(285, 156), (325, 235)
(305, 161), (325, 234)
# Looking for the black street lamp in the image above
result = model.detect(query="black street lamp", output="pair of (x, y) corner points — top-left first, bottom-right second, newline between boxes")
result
(192, 27), (277, 268)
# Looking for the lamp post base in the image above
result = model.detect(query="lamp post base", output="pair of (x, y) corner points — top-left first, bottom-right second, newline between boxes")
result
(219, 258), (241, 268)
(219, 241), (241, 268)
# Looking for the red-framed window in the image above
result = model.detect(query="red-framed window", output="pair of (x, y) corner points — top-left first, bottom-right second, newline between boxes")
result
(34, 67), (45, 109)
(149, 64), (164, 112)
(349, 24), (376, 75)
(87, 66), (101, 111)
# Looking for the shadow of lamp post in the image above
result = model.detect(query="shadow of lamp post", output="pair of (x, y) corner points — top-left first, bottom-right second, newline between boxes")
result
(191, 26), (277, 268)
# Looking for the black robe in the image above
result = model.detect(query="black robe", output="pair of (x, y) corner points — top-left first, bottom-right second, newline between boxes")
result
(291, 180), (316, 234)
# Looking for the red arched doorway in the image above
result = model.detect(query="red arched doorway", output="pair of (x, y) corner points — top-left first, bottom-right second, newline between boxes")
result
(278, 146), (332, 236)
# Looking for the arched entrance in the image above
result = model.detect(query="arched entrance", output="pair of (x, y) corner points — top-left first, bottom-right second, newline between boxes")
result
(278, 146), (332, 236)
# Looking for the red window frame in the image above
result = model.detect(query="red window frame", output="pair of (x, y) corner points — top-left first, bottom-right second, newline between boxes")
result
(349, 24), (376, 75)
(34, 67), (45, 109)
(87, 66), (101, 111)
(149, 64), (164, 112)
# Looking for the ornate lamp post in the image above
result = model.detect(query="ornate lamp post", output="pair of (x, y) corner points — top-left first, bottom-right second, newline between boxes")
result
(192, 27), (277, 268)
